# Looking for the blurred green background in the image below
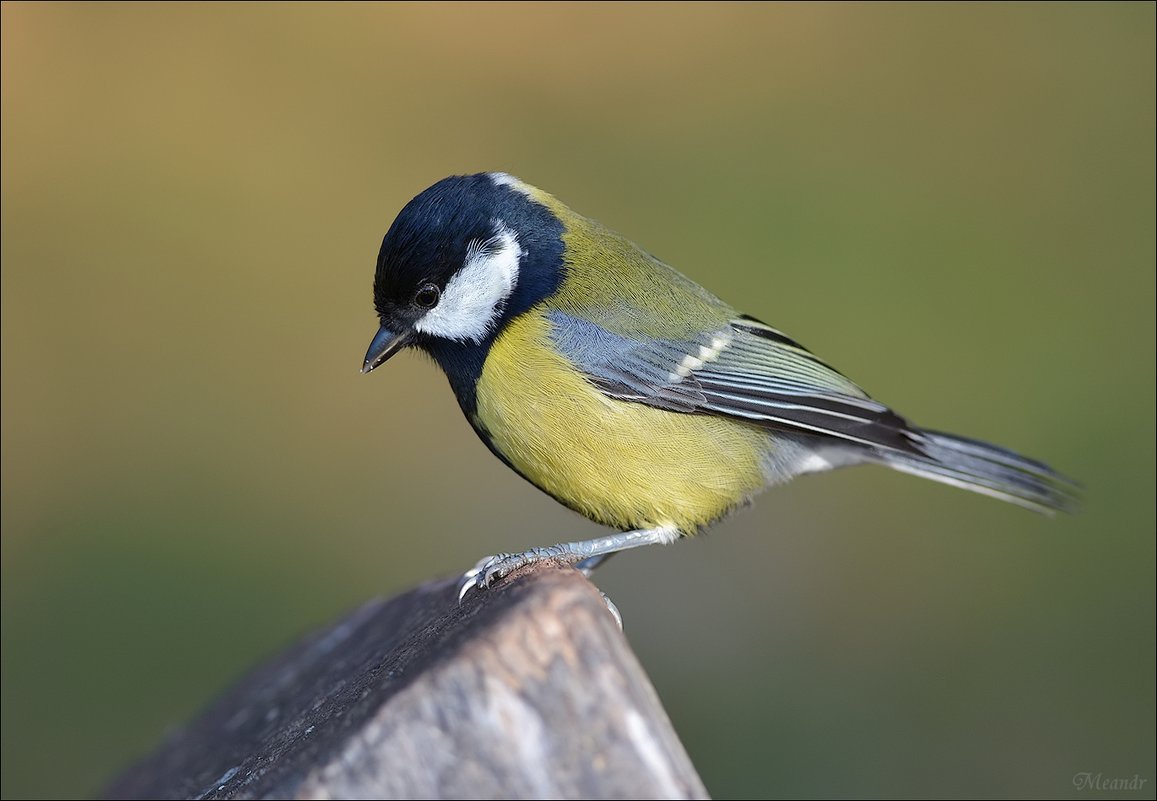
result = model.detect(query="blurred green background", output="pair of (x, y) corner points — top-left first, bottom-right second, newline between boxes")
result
(2, 3), (1153, 798)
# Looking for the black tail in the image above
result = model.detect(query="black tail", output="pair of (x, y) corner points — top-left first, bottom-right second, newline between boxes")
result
(874, 429), (1081, 515)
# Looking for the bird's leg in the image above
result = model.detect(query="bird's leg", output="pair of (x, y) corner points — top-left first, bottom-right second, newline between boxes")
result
(458, 525), (679, 602)
(575, 552), (615, 576)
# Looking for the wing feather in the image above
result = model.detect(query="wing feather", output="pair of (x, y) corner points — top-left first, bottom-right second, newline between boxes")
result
(546, 310), (923, 456)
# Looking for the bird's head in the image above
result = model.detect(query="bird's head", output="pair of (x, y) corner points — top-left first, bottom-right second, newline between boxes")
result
(362, 173), (564, 373)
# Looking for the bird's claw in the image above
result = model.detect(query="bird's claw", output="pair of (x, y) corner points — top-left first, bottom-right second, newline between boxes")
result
(457, 546), (584, 602)
(456, 549), (625, 627)
(457, 552), (510, 601)
(600, 591), (623, 630)
(457, 572), (479, 603)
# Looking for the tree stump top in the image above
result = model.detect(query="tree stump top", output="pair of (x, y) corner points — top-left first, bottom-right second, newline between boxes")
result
(107, 563), (709, 800)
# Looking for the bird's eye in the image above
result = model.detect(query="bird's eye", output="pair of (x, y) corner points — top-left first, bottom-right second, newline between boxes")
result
(414, 284), (441, 309)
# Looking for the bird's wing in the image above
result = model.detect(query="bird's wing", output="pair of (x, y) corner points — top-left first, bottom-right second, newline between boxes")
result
(546, 310), (923, 454)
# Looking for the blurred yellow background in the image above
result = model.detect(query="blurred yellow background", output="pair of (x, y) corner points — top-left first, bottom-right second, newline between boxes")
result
(2, 3), (1153, 798)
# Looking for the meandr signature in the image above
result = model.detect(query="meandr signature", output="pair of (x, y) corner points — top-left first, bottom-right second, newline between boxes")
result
(1072, 772), (1148, 792)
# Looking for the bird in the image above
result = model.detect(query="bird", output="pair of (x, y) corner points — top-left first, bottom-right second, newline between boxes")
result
(361, 173), (1078, 598)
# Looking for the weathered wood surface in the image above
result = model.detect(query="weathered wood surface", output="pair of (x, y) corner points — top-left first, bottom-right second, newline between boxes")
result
(106, 562), (709, 800)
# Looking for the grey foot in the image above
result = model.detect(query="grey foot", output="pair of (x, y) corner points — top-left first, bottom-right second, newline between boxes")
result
(457, 546), (580, 601)
(457, 526), (679, 602)
(576, 553), (614, 577)
(456, 552), (626, 627)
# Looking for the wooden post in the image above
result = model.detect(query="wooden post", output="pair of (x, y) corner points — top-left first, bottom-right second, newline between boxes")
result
(106, 562), (709, 800)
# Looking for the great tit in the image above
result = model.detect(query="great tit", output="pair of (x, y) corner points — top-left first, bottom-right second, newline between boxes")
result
(362, 173), (1077, 596)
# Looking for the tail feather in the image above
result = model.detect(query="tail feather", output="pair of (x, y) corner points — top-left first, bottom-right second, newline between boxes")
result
(875, 429), (1080, 515)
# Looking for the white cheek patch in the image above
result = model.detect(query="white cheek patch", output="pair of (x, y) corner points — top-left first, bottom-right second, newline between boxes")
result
(413, 221), (522, 344)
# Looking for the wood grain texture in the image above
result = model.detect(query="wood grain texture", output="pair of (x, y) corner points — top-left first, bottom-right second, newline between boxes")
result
(106, 563), (709, 800)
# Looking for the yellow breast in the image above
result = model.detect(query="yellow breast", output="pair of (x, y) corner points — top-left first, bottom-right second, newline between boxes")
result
(472, 311), (771, 532)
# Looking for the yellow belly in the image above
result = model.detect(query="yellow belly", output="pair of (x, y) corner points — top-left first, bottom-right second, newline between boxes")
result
(472, 311), (771, 532)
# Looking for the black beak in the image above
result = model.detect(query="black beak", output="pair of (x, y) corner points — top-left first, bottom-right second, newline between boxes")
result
(361, 326), (412, 374)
